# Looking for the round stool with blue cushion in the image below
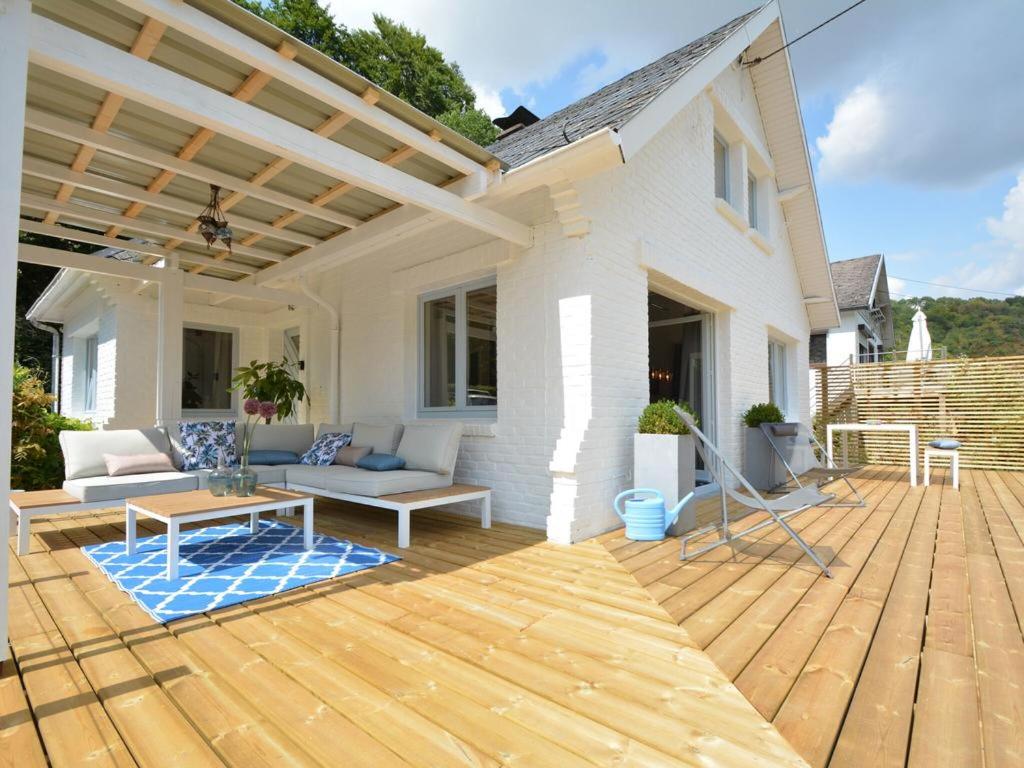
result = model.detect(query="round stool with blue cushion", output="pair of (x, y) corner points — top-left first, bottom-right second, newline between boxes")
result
(924, 439), (961, 489)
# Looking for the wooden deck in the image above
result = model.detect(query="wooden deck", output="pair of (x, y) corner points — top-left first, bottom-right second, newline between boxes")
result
(3, 495), (807, 767)
(600, 467), (1024, 768)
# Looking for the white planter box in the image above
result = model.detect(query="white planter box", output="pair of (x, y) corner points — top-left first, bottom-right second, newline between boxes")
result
(743, 427), (781, 491)
(633, 433), (696, 535)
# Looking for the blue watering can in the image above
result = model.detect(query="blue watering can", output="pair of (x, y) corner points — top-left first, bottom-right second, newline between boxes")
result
(613, 488), (695, 541)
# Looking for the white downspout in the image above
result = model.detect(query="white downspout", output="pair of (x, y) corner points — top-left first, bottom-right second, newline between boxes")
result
(29, 319), (61, 412)
(299, 277), (340, 424)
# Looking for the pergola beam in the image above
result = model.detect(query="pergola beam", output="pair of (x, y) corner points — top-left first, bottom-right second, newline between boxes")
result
(25, 108), (363, 230)
(23, 157), (320, 248)
(18, 218), (259, 275)
(119, 0), (490, 180)
(20, 192), (285, 264)
(29, 15), (532, 247)
(17, 244), (313, 306)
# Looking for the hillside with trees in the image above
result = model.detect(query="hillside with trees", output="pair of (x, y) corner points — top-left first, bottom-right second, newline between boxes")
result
(233, 0), (500, 145)
(891, 296), (1024, 358)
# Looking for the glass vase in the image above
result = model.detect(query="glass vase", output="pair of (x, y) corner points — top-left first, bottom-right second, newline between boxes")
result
(208, 451), (233, 497)
(232, 457), (258, 497)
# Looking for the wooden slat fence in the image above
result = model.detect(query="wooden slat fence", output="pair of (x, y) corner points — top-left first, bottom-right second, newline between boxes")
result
(811, 355), (1024, 471)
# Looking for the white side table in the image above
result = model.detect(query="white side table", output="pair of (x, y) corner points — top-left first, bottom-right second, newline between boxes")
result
(826, 423), (919, 486)
(924, 447), (960, 489)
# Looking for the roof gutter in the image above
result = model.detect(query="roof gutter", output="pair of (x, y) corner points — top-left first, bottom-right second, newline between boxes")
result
(490, 127), (624, 200)
(28, 318), (61, 411)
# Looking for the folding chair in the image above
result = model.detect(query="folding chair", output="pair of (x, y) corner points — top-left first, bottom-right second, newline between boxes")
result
(673, 407), (835, 577)
(761, 422), (866, 508)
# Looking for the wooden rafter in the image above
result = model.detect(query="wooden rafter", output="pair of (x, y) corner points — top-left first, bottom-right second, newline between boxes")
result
(42, 17), (167, 226)
(110, 39), (298, 251)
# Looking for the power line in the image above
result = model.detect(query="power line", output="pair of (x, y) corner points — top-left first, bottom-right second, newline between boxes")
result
(890, 276), (1023, 299)
(744, 0), (871, 67)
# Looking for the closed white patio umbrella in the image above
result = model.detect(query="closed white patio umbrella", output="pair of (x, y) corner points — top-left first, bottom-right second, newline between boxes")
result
(906, 308), (932, 361)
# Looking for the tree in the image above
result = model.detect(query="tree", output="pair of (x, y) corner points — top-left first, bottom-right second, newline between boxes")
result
(891, 295), (1024, 358)
(233, 1), (498, 145)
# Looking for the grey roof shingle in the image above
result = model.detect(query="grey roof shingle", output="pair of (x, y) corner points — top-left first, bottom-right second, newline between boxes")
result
(831, 254), (882, 310)
(486, 7), (763, 168)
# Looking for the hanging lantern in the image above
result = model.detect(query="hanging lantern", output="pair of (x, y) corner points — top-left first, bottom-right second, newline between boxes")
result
(196, 184), (233, 253)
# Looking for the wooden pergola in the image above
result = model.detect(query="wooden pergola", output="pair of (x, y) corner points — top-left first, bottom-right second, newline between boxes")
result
(0, 0), (532, 664)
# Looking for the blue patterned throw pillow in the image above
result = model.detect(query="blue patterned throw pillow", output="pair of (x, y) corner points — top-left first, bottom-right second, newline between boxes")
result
(178, 421), (236, 471)
(299, 432), (351, 466)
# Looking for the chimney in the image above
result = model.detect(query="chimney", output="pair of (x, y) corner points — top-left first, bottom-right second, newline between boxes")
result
(492, 106), (540, 139)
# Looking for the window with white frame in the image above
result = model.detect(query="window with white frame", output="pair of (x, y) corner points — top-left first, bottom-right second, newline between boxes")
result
(747, 172), (758, 229)
(713, 132), (729, 201)
(83, 335), (98, 412)
(182, 326), (236, 413)
(768, 339), (787, 413)
(420, 279), (497, 416)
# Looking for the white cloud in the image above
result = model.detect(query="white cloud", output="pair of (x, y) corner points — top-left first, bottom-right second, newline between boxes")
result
(469, 81), (507, 119)
(887, 276), (907, 297)
(927, 173), (1024, 297)
(816, 84), (887, 182)
(814, 1), (1024, 186)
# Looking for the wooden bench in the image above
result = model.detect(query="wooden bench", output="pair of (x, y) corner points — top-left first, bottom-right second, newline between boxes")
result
(285, 482), (491, 548)
(8, 490), (114, 555)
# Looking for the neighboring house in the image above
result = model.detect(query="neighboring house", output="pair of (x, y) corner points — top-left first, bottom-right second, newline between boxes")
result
(810, 254), (893, 366)
(25, 2), (839, 543)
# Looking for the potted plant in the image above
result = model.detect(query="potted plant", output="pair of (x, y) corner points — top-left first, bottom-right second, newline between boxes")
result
(633, 400), (698, 535)
(741, 402), (785, 490)
(229, 359), (309, 495)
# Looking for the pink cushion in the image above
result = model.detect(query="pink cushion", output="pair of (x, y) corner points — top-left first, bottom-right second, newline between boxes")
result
(334, 445), (371, 467)
(103, 452), (175, 477)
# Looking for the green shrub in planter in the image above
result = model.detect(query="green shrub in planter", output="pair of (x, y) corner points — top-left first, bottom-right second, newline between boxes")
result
(742, 402), (785, 428)
(637, 400), (697, 435)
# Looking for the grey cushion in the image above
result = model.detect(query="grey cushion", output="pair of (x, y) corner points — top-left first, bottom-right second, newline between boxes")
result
(188, 465), (288, 489)
(63, 472), (198, 502)
(317, 423), (353, 439)
(351, 422), (404, 454)
(60, 428), (172, 480)
(285, 465), (451, 497)
(240, 423), (315, 455)
(335, 445), (371, 466)
(396, 422), (463, 475)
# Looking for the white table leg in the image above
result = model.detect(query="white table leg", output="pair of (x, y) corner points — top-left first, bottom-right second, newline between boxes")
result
(167, 520), (180, 581)
(397, 507), (410, 549)
(481, 494), (491, 529)
(16, 509), (30, 556)
(302, 500), (314, 550)
(924, 452), (931, 486)
(126, 504), (137, 555)
(250, 510), (259, 534)
(909, 428), (918, 487)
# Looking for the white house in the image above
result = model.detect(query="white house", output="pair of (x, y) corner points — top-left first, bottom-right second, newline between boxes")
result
(19, 0), (838, 544)
(809, 253), (893, 366)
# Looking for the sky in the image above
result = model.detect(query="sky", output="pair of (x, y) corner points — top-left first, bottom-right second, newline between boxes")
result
(324, 0), (1024, 300)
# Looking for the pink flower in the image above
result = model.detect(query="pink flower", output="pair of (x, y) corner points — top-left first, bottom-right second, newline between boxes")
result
(243, 398), (260, 415)
(258, 401), (278, 420)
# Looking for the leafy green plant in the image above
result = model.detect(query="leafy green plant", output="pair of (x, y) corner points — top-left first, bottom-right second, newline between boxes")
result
(230, 359), (308, 423)
(11, 365), (92, 491)
(637, 400), (697, 435)
(742, 402), (785, 428)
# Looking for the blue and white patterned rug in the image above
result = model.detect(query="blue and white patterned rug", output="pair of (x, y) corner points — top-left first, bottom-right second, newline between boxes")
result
(82, 520), (399, 623)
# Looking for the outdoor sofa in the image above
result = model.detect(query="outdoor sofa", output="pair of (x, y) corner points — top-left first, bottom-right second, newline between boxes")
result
(17, 420), (489, 550)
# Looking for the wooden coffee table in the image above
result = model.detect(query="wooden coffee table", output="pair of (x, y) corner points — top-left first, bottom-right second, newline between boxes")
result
(125, 487), (314, 580)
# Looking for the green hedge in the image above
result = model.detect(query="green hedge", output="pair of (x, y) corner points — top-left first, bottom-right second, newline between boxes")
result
(637, 400), (697, 435)
(11, 365), (92, 491)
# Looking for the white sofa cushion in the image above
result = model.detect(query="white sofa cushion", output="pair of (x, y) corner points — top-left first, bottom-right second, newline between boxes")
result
(351, 422), (403, 454)
(60, 428), (172, 480)
(285, 465), (451, 497)
(396, 422), (462, 475)
(188, 464), (290, 489)
(317, 423), (353, 439)
(242, 423), (315, 455)
(104, 452), (175, 477)
(63, 472), (198, 502)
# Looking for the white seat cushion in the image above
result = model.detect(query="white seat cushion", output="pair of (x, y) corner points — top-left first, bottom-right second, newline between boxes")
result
(396, 422), (462, 474)
(285, 465), (451, 497)
(63, 472), (198, 502)
(60, 428), (172, 480)
(188, 465), (288, 489)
